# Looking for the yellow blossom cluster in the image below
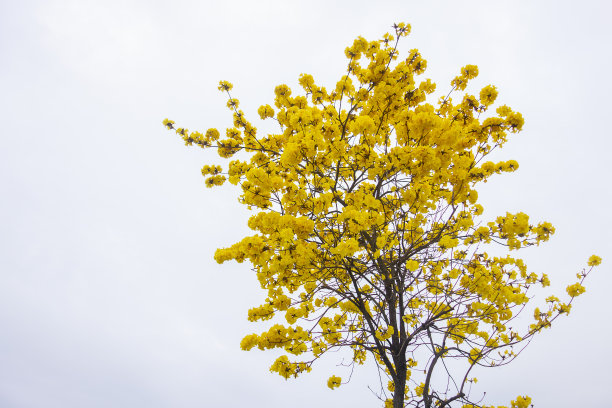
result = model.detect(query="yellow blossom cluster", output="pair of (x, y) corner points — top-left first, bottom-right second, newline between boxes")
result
(166, 22), (601, 408)
(327, 375), (342, 389)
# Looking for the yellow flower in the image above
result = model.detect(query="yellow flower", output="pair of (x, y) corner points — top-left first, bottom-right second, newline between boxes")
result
(257, 104), (275, 119)
(205, 128), (220, 141)
(327, 375), (342, 389)
(511, 395), (532, 408)
(226, 98), (239, 109)
(298, 73), (315, 90)
(506, 112), (525, 132)
(218, 80), (233, 91)
(406, 259), (419, 271)
(438, 235), (459, 249)
(461, 64), (479, 79)
(566, 283), (586, 297)
(588, 255), (602, 266)
(274, 84), (291, 97)
(240, 334), (259, 350)
(375, 326), (394, 341)
(162, 118), (175, 129)
(479, 85), (498, 106)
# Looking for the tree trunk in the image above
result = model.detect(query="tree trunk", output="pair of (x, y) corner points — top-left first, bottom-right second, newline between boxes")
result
(393, 354), (407, 408)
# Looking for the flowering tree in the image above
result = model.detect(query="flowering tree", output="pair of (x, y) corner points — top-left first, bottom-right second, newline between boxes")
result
(164, 23), (601, 408)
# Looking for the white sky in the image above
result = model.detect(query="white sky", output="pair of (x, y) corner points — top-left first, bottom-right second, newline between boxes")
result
(1, 0), (610, 407)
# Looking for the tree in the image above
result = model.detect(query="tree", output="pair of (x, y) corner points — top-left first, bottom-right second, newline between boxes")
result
(164, 23), (601, 408)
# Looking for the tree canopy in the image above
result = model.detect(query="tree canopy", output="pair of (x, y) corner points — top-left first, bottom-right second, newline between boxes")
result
(164, 23), (601, 408)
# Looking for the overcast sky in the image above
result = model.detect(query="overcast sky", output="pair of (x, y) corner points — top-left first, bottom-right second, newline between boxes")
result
(1, 0), (611, 407)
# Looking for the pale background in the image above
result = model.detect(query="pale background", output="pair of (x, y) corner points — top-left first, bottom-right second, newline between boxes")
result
(1, 0), (610, 407)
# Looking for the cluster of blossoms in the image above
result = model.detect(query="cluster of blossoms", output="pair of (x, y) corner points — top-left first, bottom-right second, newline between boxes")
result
(166, 22), (601, 408)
